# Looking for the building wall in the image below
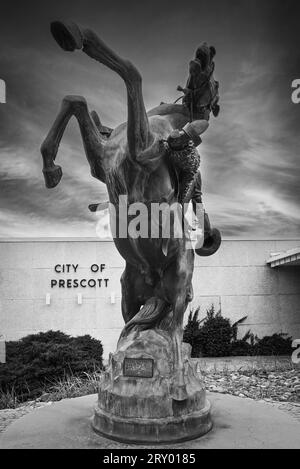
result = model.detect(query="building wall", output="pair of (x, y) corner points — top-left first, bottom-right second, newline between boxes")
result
(0, 238), (299, 358)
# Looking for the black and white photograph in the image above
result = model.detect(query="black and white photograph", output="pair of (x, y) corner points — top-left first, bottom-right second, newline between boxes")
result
(0, 0), (299, 453)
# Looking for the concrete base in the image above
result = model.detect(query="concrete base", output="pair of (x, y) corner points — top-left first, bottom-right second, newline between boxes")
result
(95, 329), (212, 444)
(93, 400), (212, 444)
(1, 393), (300, 449)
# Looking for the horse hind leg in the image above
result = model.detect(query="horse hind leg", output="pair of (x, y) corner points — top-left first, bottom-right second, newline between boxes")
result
(120, 264), (144, 324)
(41, 95), (106, 188)
(162, 251), (194, 401)
(50, 21), (152, 158)
(171, 297), (189, 401)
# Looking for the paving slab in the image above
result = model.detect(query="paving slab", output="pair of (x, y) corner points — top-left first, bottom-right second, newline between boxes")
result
(0, 393), (299, 449)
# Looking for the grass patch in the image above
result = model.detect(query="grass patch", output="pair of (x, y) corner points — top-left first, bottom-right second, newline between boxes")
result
(43, 371), (102, 402)
(0, 371), (103, 410)
(0, 387), (19, 410)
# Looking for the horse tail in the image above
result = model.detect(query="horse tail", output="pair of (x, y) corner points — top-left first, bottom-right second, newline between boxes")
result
(118, 297), (171, 342)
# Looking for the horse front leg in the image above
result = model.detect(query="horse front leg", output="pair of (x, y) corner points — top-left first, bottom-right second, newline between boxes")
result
(41, 95), (106, 188)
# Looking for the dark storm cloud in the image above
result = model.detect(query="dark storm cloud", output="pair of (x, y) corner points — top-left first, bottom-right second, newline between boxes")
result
(0, 0), (300, 237)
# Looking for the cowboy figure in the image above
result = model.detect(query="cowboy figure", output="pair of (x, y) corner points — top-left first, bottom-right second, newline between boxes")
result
(90, 42), (222, 257)
(168, 41), (221, 256)
(180, 41), (220, 121)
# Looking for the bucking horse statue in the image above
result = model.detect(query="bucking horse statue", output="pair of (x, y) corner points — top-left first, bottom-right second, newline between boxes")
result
(41, 21), (221, 442)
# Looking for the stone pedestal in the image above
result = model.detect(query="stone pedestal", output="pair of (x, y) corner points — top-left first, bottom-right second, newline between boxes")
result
(92, 328), (212, 444)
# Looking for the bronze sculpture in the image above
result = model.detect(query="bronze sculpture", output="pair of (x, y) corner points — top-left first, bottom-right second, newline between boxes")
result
(41, 21), (221, 443)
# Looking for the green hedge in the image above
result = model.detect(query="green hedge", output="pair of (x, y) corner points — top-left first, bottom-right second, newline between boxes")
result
(183, 305), (293, 358)
(0, 331), (103, 401)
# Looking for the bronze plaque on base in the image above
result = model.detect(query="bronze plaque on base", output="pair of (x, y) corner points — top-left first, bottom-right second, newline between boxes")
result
(123, 358), (154, 378)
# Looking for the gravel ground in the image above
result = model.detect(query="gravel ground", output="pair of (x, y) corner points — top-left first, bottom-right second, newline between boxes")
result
(0, 402), (50, 435)
(202, 367), (300, 424)
(267, 401), (300, 422)
(1, 365), (299, 437)
(203, 368), (300, 403)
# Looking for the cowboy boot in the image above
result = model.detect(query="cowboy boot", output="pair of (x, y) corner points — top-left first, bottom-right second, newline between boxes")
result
(195, 211), (222, 257)
(167, 121), (209, 150)
(88, 201), (109, 212)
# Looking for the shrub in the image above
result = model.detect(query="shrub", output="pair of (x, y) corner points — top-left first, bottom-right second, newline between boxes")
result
(183, 305), (293, 358)
(183, 308), (204, 357)
(253, 333), (293, 356)
(184, 305), (242, 357)
(197, 305), (234, 357)
(229, 339), (253, 356)
(0, 331), (103, 403)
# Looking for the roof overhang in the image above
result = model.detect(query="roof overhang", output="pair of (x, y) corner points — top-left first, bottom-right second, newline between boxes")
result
(267, 247), (300, 268)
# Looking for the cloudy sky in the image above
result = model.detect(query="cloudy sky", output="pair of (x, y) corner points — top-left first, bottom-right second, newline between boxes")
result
(0, 0), (299, 238)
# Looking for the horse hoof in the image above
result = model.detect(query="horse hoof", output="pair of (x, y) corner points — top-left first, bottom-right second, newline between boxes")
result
(50, 21), (83, 52)
(43, 165), (63, 188)
(195, 228), (222, 257)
